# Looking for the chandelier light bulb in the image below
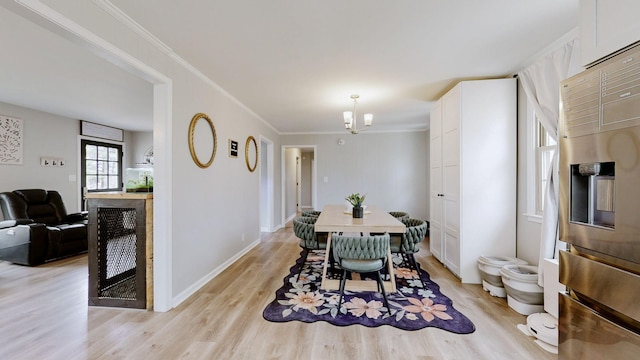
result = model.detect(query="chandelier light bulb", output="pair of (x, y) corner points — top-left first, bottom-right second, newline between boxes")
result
(364, 113), (373, 126)
(343, 111), (353, 128)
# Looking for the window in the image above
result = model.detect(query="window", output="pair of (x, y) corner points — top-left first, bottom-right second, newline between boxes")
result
(81, 139), (123, 199)
(535, 121), (556, 214)
(526, 102), (557, 221)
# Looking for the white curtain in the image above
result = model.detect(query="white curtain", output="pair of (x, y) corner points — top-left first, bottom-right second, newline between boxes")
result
(518, 37), (581, 286)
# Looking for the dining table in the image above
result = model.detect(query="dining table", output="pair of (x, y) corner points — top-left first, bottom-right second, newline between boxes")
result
(314, 204), (406, 292)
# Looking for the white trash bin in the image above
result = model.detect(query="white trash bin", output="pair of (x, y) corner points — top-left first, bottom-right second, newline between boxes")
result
(477, 255), (527, 297)
(500, 264), (544, 315)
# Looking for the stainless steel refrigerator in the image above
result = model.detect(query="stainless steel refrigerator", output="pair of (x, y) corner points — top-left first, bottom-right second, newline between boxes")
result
(558, 43), (640, 359)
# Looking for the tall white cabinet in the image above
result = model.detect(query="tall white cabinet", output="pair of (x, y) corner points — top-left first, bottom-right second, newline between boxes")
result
(429, 78), (517, 284)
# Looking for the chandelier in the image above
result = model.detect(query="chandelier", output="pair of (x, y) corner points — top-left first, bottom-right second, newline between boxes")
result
(343, 94), (373, 134)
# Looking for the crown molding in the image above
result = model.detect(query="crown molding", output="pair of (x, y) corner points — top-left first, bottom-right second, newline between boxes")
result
(12, 0), (170, 85)
(92, 0), (280, 135)
(93, 0), (173, 55)
(280, 128), (428, 136)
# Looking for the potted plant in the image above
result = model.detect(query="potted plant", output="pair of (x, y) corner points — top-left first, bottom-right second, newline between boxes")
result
(345, 193), (366, 218)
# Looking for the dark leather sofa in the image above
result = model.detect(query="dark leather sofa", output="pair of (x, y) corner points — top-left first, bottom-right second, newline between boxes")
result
(0, 189), (88, 266)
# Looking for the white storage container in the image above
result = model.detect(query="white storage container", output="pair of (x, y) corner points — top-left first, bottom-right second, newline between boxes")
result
(500, 264), (544, 315)
(477, 255), (526, 297)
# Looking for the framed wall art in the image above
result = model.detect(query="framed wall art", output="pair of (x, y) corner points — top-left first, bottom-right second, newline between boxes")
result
(229, 139), (238, 158)
(0, 115), (24, 165)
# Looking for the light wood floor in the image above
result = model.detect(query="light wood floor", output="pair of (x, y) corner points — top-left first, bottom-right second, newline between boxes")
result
(0, 224), (556, 360)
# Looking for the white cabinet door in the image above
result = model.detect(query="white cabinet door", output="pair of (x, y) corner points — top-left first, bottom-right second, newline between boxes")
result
(441, 88), (461, 276)
(429, 101), (443, 261)
(580, 0), (640, 66)
(428, 79), (516, 283)
(429, 218), (442, 262)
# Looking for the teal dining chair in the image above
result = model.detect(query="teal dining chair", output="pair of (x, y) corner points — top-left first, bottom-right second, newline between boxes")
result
(390, 218), (428, 287)
(293, 216), (327, 282)
(301, 210), (321, 218)
(331, 233), (391, 315)
(388, 211), (410, 221)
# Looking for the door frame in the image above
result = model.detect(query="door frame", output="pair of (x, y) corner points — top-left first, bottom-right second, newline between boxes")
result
(77, 136), (125, 211)
(281, 145), (317, 227)
(259, 135), (275, 232)
(17, 1), (175, 312)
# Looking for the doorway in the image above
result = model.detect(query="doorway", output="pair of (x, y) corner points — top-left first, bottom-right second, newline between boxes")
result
(259, 136), (274, 232)
(281, 145), (317, 226)
(8, 2), (174, 312)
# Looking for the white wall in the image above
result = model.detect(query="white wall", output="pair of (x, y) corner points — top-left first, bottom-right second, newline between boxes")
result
(128, 131), (153, 165)
(167, 65), (280, 299)
(0, 102), (83, 214)
(282, 131), (429, 221)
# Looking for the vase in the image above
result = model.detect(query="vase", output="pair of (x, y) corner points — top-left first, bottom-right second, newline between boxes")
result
(352, 206), (364, 218)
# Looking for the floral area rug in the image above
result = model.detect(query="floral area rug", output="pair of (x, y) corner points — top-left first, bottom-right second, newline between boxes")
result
(262, 250), (476, 333)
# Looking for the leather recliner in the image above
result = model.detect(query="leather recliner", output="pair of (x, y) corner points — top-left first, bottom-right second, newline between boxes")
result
(0, 219), (48, 265)
(0, 189), (88, 266)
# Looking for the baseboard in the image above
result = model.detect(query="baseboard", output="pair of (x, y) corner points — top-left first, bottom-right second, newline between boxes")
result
(285, 213), (296, 223)
(172, 239), (260, 308)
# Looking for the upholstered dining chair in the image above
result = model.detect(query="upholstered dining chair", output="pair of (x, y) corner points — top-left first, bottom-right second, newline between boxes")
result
(301, 210), (321, 218)
(299, 210), (334, 240)
(388, 211), (410, 221)
(369, 211), (408, 237)
(332, 233), (391, 315)
(292, 216), (327, 281)
(390, 218), (428, 287)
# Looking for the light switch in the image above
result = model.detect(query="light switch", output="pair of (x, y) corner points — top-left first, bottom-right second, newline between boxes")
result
(69, 175), (77, 182)
(324, 176), (329, 183)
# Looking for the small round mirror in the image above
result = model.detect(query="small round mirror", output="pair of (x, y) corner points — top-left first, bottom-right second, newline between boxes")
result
(188, 113), (217, 168)
(245, 136), (258, 172)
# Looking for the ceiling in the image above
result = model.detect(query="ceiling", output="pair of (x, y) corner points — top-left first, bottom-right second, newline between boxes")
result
(0, 4), (154, 132)
(0, 1), (579, 133)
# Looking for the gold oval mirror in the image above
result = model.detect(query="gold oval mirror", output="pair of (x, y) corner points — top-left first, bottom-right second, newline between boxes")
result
(188, 113), (217, 168)
(245, 136), (258, 172)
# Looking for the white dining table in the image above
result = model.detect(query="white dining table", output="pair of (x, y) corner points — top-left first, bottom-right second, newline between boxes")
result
(314, 204), (406, 292)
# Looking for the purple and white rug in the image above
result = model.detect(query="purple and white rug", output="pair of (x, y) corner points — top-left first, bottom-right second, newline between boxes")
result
(262, 250), (476, 333)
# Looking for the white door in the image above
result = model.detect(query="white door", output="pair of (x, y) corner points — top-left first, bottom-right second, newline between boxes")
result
(429, 100), (443, 262)
(259, 136), (274, 232)
(442, 88), (461, 276)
